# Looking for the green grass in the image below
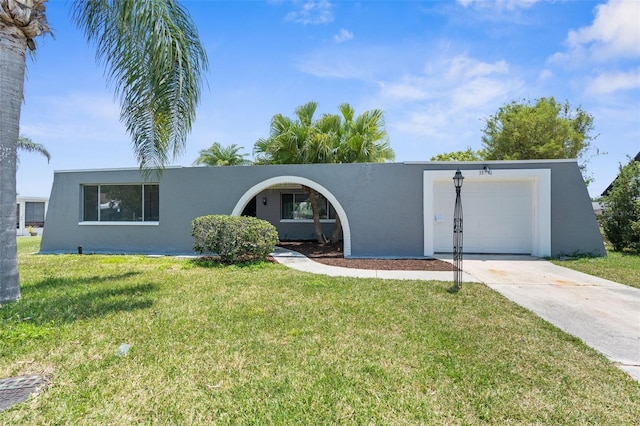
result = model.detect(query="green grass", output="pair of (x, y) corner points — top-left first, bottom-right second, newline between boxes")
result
(1, 237), (639, 424)
(552, 250), (640, 289)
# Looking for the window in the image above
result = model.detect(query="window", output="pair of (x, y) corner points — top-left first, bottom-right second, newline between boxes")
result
(281, 192), (335, 220)
(16, 204), (20, 229)
(25, 202), (45, 227)
(82, 184), (159, 222)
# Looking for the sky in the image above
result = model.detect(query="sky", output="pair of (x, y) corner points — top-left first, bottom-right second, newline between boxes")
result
(16, 0), (640, 199)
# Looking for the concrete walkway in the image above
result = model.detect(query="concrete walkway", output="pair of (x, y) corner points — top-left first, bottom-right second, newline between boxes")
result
(272, 248), (640, 382)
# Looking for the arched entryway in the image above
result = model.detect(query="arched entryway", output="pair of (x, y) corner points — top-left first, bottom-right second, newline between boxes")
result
(231, 176), (352, 257)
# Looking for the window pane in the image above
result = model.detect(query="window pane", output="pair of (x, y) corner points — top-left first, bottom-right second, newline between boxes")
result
(100, 185), (142, 221)
(293, 193), (313, 220)
(16, 204), (20, 228)
(281, 192), (335, 220)
(315, 193), (329, 219)
(83, 186), (98, 221)
(281, 194), (294, 219)
(143, 185), (159, 221)
(25, 202), (45, 227)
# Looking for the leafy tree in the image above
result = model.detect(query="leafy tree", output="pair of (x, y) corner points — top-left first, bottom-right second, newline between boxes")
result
(18, 136), (50, 164)
(0, 0), (208, 302)
(254, 101), (394, 243)
(193, 142), (251, 166)
(430, 147), (482, 162)
(481, 97), (596, 182)
(601, 159), (640, 252)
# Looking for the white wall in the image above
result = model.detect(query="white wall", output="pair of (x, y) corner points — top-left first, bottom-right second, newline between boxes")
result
(16, 196), (49, 236)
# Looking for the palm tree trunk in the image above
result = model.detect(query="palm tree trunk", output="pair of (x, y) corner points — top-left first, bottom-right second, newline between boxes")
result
(331, 214), (342, 243)
(305, 187), (327, 244)
(0, 21), (27, 302)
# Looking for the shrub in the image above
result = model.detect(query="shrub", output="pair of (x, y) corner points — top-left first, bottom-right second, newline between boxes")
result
(192, 215), (279, 263)
(601, 160), (640, 252)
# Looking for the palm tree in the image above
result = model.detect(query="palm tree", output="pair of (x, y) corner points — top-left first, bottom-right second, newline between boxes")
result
(0, 0), (208, 302)
(254, 101), (394, 244)
(193, 142), (251, 166)
(329, 103), (394, 241)
(254, 101), (335, 243)
(335, 103), (394, 164)
(18, 136), (51, 164)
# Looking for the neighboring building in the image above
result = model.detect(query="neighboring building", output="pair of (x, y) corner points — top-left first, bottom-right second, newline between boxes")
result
(592, 201), (604, 216)
(601, 151), (640, 197)
(40, 160), (606, 258)
(16, 196), (48, 236)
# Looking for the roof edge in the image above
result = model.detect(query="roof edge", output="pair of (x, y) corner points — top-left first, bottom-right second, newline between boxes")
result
(53, 166), (184, 174)
(405, 159), (578, 165)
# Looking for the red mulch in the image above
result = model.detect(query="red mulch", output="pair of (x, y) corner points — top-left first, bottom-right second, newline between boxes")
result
(277, 241), (453, 271)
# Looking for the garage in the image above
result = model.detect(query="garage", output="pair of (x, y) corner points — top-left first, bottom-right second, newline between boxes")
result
(432, 179), (533, 253)
(423, 169), (551, 257)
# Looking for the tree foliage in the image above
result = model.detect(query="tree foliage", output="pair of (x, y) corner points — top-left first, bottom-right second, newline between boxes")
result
(601, 159), (640, 252)
(192, 142), (250, 166)
(0, 0), (207, 302)
(72, 0), (208, 172)
(254, 101), (394, 166)
(254, 101), (394, 243)
(192, 215), (279, 263)
(481, 97), (596, 180)
(17, 136), (51, 164)
(430, 147), (482, 162)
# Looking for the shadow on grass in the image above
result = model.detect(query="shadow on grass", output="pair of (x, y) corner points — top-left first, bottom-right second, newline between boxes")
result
(27, 271), (141, 291)
(3, 274), (157, 325)
(189, 256), (274, 269)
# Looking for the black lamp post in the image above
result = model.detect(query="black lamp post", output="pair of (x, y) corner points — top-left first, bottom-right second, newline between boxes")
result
(453, 169), (464, 289)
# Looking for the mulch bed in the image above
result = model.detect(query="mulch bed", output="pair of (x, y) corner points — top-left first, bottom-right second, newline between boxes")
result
(277, 241), (453, 271)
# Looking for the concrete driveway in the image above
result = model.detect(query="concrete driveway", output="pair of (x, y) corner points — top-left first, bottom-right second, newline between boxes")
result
(461, 255), (640, 382)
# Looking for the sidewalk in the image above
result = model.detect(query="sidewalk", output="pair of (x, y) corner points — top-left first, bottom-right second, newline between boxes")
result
(272, 248), (640, 382)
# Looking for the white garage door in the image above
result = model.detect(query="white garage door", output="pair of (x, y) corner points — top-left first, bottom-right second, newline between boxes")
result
(432, 179), (533, 254)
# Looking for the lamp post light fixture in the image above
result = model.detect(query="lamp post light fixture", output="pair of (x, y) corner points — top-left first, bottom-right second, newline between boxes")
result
(453, 169), (464, 290)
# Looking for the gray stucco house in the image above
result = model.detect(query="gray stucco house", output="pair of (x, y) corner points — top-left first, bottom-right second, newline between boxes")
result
(40, 160), (606, 258)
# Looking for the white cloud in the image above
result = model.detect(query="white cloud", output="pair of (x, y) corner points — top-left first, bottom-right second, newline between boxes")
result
(295, 43), (523, 149)
(376, 55), (523, 143)
(563, 0), (640, 61)
(538, 69), (553, 82)
(585, 68), (640, 95)
(380, 55), (515, 105)
(294, 45), (393, 80)
(22, 92), (125, 144)
(379, 78), (431, 101)
(295, 55), (371, 80)
(334, 29), (353, 43)
(457, 0), (541, 11)
(285, 0), (333, 25)
(446, 56), (509, 79)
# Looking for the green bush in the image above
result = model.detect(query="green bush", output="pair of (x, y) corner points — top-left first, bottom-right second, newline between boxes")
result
(192, 215), (279, 262)
(601, 160), (640, 252)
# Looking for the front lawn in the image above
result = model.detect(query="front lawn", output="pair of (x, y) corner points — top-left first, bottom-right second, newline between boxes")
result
(1, 237), (639, 424)
(552, 250), (640, 289)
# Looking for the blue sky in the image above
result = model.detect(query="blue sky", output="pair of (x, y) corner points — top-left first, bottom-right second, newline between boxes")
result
(17, 0), (640, 199)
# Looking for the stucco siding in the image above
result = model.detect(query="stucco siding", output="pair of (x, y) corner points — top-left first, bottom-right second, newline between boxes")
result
(40, 161), (605, 258)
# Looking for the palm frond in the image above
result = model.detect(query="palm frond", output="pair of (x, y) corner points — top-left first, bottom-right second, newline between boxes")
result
(17, 136), (51, 163)
(193, 142), (250, 166)
(72, 0), (208, 173)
